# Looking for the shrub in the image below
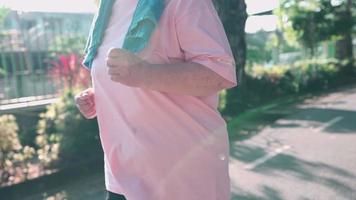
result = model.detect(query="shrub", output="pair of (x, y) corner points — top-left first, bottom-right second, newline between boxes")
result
(36, 88), (101, 167)
(0, 115), (36, 186)
(0, 67), (6, 78)
(47, 53), (91, 92)
(221, 58), (353, 116)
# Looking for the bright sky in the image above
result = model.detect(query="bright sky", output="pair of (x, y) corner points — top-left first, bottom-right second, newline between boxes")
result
(246, 0), (278, 33)
(0, 0), (278, 33)
(246, 15), (278, 33)
(246, 0), (278, 15)
(0, 0), (97, 13)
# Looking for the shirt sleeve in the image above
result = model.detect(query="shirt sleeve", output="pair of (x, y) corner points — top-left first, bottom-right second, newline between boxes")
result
(175, 1), (237, 88)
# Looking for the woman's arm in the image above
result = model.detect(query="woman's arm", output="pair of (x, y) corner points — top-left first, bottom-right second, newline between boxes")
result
(106, 48), (235, 96)
(140, 62), (235, 96)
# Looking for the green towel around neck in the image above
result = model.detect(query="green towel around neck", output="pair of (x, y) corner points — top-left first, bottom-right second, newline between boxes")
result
(82, 0), (164, 70)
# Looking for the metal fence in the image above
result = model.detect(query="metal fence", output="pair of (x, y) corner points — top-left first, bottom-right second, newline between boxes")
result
(0, 11), (92, 107)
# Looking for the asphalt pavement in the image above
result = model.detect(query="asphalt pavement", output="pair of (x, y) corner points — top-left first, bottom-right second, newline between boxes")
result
(229, 86), (356, 200)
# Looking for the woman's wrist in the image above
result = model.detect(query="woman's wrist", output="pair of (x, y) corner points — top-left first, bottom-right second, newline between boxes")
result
(138, 62), (154, 89)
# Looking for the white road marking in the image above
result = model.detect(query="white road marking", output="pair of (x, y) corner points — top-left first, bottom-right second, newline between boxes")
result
(313, 116), (343, 132)
(244, 145), (291, 170)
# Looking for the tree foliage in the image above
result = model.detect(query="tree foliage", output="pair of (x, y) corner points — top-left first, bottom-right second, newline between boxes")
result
(0, 7), (10, 24)
(246, 31), (273, 65)
(277, 0), (355, 60)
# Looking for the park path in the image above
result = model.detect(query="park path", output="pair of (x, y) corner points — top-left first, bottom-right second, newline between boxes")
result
(229, 85), (356, 200)
(19, 85), (356, 200)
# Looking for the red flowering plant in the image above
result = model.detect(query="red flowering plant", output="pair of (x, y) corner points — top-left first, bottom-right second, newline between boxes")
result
(47, 53), (91, 92)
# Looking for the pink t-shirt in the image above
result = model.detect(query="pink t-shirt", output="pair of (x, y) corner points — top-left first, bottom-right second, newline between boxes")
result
(90, 0), (237, 199)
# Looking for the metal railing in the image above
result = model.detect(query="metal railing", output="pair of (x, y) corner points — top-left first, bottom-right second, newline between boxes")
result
(0, 11), (91, 108)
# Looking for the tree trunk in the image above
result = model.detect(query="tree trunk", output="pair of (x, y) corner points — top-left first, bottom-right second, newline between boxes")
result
(336, 33), (353, 62)
(214, 0), (248, 116)
(336, 0), (354, 71)
(214, 0), (248, 84)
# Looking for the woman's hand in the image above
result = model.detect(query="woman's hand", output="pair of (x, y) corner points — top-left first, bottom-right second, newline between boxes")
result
(74, 88), (97, 119)
(106, 48), (149, 87)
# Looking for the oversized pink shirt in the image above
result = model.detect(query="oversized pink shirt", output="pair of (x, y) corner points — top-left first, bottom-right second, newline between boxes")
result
(90, 0), (237, 199)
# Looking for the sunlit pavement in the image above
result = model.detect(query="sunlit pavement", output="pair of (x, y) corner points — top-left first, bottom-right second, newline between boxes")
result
(229, 86), (356, 200)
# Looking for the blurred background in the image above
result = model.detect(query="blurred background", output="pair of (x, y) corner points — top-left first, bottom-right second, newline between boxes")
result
(0, 0), (355, 199)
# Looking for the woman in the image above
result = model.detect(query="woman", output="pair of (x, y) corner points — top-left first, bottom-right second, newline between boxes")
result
(75, 0), (237, 199)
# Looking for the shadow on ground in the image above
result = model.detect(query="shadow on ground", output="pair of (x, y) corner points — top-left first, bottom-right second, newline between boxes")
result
(0, 160), (106, 200)
(230, 143), (356, 200)
(271, 108), (356, 134)
(231, 185), (284, 200)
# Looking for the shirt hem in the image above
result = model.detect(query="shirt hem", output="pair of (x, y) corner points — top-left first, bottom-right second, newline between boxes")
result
(106, 183), (127, 197)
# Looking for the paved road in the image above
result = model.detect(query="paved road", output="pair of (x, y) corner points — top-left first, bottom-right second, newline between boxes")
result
(229, 86), (356, 200)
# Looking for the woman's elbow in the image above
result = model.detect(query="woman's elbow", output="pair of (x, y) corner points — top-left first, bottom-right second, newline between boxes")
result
(195, 79), (235, 97)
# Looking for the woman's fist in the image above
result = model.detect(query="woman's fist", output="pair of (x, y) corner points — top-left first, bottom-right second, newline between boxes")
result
(106, 48), (149, 87)
(74, 88), (96, 119)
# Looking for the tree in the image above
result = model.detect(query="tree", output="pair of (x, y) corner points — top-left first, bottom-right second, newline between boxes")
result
(246, 31), (273, 65)
(278, 0), (355, 66)
(0, 7), (10, 24)
(335, 0), (354, 65)
(0, 6), (10, 30)
(214, 0), (248, 116)
(214, 0), (248, 82)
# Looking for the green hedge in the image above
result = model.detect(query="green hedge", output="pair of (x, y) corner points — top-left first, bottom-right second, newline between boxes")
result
(221, 58), (355, 116)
